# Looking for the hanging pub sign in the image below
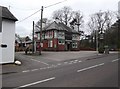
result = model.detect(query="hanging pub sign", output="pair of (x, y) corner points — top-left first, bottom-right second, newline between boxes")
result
(100, 33), (104, 39)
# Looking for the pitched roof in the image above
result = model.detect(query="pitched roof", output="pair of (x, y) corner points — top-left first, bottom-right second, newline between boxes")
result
(44, 21), (79, 34)
(0, 6), (18, 21)
(44, 21), (64, 31)
(59, 23), (79, 33)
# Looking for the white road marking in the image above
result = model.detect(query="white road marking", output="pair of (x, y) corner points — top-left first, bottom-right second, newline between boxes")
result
(53, 65), (58, 67)
(70, 61), (74, 63)
(14, 77), (55, 89)
(57, 63), (61, 65)
(47, 67), (50, 68)
(74, 60), (78, 62)
(68, 62), (73, 64)
(31, 69), (38, 72)
(39, 61), (49, 65)
(48, 66), (53, 68)
(112, 59), (119, 62)
(73, 61), (77, 63)
(42, 67), (47, 69)
(22, 70), (30, 73)
(30, 59), (49, 65)
(78, 61), (82, 62)
(77, 63), (104, 72)
(64, 62), (68, 64)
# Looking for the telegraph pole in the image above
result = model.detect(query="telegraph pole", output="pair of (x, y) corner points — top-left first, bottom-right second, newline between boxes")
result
(32, 21), (34, 53)
(39, 6), (43, 55)
(96, 30), (98, 54)
(38, 1), (67, 55)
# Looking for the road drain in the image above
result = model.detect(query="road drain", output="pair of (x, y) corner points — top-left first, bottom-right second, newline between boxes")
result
(1, 72), (17, 75)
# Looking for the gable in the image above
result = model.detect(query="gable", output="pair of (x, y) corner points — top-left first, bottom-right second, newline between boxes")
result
(45, 21), (63, 31)
(0, 6), (18, 21)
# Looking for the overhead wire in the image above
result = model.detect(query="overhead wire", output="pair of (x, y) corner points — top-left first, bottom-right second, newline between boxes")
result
(17, 0), (67, 23)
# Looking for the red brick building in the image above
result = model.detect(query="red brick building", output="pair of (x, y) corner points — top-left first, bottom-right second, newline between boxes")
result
(35, 21), (80, 51)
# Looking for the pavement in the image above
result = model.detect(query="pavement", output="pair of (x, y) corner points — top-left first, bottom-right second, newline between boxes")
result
(1, 51), (119, 75)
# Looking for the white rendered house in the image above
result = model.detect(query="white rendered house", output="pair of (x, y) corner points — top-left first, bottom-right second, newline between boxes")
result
(0, 6), (18, 64)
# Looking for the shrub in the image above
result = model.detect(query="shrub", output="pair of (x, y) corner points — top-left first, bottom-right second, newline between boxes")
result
(98, 46), (104, 54)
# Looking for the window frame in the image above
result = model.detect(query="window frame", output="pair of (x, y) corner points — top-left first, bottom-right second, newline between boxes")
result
(72, 42), (77, 48)
(48, 40), (53, 47)
(58, 39), (65, 45)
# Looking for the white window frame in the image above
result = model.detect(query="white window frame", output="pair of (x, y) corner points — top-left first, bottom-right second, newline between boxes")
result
(58, 32), (64, 39)
(58, 40), (65, 45)
(48, 40), (53, 47)
(72, 42), (77, 48)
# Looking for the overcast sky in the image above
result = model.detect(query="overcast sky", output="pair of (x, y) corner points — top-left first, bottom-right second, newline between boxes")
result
(0, 0), (119, 37)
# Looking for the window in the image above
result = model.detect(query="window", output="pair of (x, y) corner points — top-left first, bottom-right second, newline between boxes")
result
(48, 40), (53, 47)
(72, 42), (77, 48)
(58, 40), (64, 45)
(72, 34), (78, 40)
(73, 34), (80, 40)
(42, 33), (44, 40)
(49, 31), (53, 37)
(58, 32), (64, 38)
(45, 32), (48, 36)
(37, 34), (40, 40)
(54, 31), (57, 38)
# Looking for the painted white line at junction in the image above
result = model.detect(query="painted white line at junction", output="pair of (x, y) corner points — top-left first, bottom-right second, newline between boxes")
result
(112, 59), (119, 62)
(64, 62), (68, 64)
(77, 63), (104, 72)
(22, 70), (30, 73)
(73, 61), (77, 63)
(68, 62), (73, 64)
(57, 63), (61, 65)
(14, 77), (55, 89)
(70, 61), (75, 63)
(31, 69), (39, 72)
(30, 59), (49, 65)
(74, 60), (78, 62)
(78, 61), (82, 62)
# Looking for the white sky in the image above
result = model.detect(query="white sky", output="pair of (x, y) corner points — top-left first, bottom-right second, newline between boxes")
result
(0, 0), (119, 37)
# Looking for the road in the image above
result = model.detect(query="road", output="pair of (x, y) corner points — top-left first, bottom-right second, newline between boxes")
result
(2, 53), (119, 88)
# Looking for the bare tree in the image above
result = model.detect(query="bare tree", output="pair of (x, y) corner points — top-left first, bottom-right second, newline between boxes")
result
(52, 6), (73, 25)
(70, 11), (84, 32)
(35, 18), (52, 32)
(52, 9), (63, 22)
(87, 10), (116, 51)
(62, 6), (73, 25)
(87, 10), (115, 34)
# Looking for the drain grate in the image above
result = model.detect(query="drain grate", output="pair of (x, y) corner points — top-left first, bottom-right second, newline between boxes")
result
(1, 72), (17, 75)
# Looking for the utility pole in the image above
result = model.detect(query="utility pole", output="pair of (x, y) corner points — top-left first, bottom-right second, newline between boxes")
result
(32, 21), (34, 53)
(96, 30), (98, 54)
(38, 1), (67, 55)
(39, 6), (43, 55)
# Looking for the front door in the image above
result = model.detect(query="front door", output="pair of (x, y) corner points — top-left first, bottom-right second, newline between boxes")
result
(65, 41), (71, 51)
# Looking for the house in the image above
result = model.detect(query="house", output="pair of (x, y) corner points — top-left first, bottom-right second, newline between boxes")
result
(0, 6), (18, 64)
(35, 21), (80, 51)
(15, 35), (32, 51)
